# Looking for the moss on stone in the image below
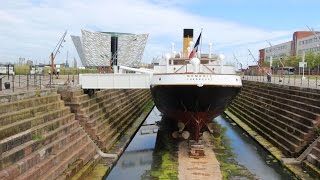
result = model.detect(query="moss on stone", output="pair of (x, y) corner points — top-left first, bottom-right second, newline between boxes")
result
(82, 163), (110, 180)
(150, 152), (178, 179)
(210, 119), (256, 180)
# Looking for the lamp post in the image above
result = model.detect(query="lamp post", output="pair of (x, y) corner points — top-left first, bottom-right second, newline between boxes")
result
(302, 51), (306, 79)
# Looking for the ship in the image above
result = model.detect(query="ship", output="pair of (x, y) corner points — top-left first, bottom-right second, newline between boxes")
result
(150, 29), (242, 140)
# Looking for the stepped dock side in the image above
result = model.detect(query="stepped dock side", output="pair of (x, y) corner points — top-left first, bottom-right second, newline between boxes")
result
(226, 80), (320, 179)
(0, 89), (97, 180)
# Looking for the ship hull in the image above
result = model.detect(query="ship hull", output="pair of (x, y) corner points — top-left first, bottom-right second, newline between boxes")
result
(150, 85), (241, 140)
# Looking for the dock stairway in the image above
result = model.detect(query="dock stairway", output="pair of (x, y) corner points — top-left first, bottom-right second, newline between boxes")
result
(0, 90), (96, 180)
(59, 88), (153, 152)
(228, 81), (320, 157)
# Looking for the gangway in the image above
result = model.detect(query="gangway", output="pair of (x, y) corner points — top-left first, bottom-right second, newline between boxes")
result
(79, 65), (153, 95)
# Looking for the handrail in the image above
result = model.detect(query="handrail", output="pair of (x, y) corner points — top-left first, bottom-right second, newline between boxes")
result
(174, 64), (186, 73)
(202, 64), (215, 74)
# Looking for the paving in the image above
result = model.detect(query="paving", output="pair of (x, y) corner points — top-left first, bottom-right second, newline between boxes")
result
(0, 74), (79, 95)
(178, 140), (222, 180)
(243, 75), (320, 89)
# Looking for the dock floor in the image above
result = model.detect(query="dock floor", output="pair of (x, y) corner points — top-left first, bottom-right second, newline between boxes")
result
(178, 140), (222, 180)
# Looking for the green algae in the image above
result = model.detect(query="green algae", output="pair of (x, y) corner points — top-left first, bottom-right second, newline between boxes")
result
(149, 152), (178, 180)
(145, 117), (178, 180)
(210, 119), (256, 180)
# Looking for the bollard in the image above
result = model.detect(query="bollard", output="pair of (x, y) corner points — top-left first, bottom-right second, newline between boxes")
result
(19, 74), (20, 87)
(27, 74), (29, 90)
(0, 78), (2, 91)
(294, 75), (296, 86)
(12, 75), (14, 92)
(73, 74), (75, 85)
(308, 76), (309, 88)
(49, 73), (52, 87)
(316, 77), (318, 88)
(40, 74), (41, 89)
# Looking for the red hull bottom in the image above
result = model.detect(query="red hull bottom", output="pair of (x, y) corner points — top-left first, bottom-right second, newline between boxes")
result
(171, 111), (218, 141)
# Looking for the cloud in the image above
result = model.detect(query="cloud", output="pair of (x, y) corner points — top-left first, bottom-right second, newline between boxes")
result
(0, 0), (293, 67)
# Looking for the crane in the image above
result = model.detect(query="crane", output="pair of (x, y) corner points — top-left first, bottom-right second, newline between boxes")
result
(233, 53), (243, 71)
(50, 31), (67, 75)
(248, 49), (261, 69)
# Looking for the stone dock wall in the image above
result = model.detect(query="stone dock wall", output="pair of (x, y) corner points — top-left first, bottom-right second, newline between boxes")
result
(226, 80), (320, 179)
(0, 88), (153, 180)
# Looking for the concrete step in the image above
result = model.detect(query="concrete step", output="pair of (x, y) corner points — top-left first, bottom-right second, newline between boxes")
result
(242, 85), (320, 113)
(234, 98), (306, 146)
(243, 81), (320, 101)
(65, 97), (97, 114)
(231, 102), (301, 155)
(306, 153), (320, 168)
(14, 129), (88, 180)
(70, 93), (91, 104)
(95, 89), (135, 99)
(98, 94), (148, 150)
(78, 103), (100, 116)
(96, 90), (132, 109)
(56, 141), (97, 180)
(0, 89), (57, 104)
(101, 96), (151, 151)
(0, 106), (71, 141)
(0, 113), (75, 155)
(241, 91), (317, 126)
(0, 100), (65, 127)
(0, 94), (61, 115)
(0, 121), (80, 171)
(311, 147), (320, 158)
(238, 94), (313, 135)
(58, 89), (84, 102)
(93, 90), (145, 134)
(228, 104), (295, 156)
(95, 90), (145, 136)
(38, 136), (94, 180)
(97, 99), (140, 141)
(95, 101), (133, 139)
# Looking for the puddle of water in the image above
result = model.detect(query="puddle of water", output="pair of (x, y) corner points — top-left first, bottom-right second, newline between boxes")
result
(216, 115), (294, 180)
(106, 108), (161, 180)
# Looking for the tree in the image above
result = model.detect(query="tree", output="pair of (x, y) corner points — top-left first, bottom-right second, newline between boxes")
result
(286, 55), (300, 67)
(305, 51), (316, 68)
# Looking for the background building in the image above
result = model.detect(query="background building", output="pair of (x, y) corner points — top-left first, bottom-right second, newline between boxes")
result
(71, 30), (148, 67)
(259, 31), (320, 64)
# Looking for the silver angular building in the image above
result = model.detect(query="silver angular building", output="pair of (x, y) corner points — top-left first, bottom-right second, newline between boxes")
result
(71, 30), (148, 67)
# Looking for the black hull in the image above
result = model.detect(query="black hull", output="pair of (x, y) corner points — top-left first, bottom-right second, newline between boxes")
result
(150, 85), (241, 140)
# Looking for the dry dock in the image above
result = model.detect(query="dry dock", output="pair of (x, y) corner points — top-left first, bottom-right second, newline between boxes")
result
(178, 140), (222, 180)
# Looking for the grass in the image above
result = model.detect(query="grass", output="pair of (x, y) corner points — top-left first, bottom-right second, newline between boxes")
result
(32, 133), (44, 141)
(14, 65), (98, 75)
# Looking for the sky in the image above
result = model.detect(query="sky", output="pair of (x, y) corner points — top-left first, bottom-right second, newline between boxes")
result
(1, 0), (320, 68)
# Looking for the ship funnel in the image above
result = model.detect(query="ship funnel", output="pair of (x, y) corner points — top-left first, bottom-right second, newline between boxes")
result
(183, 29), (193, 58)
